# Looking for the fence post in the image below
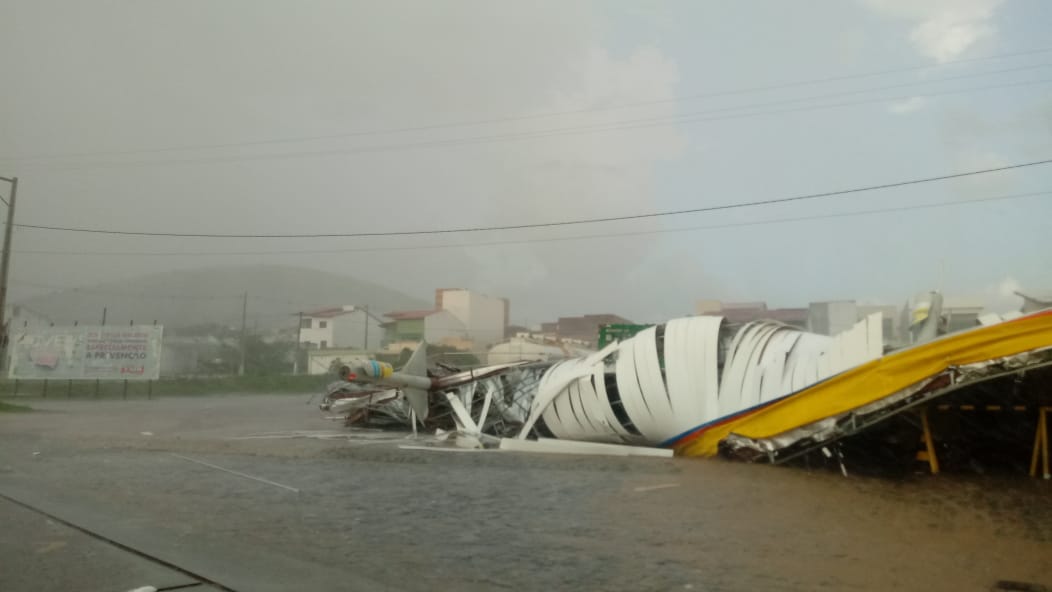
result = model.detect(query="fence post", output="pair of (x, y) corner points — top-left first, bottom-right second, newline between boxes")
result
(150, 320), (158, 399)
(122, 379), (128, 400)
(98, 309), (106, 399)
(13, 378), (17, 396)
(42, 379), (48, 398)
(71, 321), (78, 399)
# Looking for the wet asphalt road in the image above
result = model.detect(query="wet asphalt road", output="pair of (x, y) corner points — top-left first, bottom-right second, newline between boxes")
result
(1, 395), (1050, 592)
(0, 494), (224, 592)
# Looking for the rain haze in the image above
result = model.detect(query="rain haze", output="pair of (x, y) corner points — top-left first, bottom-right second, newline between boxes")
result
(4, 3), (1052, 592)
(1, 0), (1051, 323)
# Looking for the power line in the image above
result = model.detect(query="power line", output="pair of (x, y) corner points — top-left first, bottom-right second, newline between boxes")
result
(11, 189), (1049, 257)
(6, 283), (341, 305)
(13, 158), (1052, 238)
(28, 73), (1052, 172)
(6, 281), (248, 300)
(4, 46), (1052, 162)
(5, 283), (395, 313)
(7, 191), (1046, 314)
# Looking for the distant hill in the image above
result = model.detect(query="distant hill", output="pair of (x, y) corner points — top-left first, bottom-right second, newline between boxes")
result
(15, 264), (428, 331)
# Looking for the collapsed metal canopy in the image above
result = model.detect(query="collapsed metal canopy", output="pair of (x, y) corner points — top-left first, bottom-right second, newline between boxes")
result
(671, 309), (1052, 459)
(516, 313), (884, 447)
(324, 309), (1052, 466)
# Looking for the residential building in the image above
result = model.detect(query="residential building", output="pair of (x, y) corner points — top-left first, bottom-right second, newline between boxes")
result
(719, 301), (767, 313)
(298, 305), (383, 350)
(698, 299), (898, 336)
(857, 304), (899, 341)
(694, 299), (724, 315)
(381, 309), (468, 348)
(695, 296), (977, 343)
(724, 306), (808, 329)
(505, 324), (530, 337)
(807, 301), (859, 336)
(381, 310), (429, 343)
(434, 288), (509, 347)
(942, 298), (984, 333)
(538, 314), (634, 346)
(694, 301), (807, 329)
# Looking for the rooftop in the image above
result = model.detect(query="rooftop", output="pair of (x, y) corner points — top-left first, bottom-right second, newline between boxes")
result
(721, 307), (807, 324)
(384, 309), (441, 321)
(302, 306), (358, 319)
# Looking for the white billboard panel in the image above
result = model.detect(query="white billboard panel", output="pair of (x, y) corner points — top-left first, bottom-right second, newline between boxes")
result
(9, 325), (163, 380)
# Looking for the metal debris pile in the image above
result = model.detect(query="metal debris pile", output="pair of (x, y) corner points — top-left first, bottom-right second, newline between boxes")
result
(319, 346), (547, 440)
(319, 304), (1052, 475)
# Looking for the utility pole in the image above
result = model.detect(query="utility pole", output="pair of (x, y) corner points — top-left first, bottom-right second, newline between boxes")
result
(0, 176), (18, 370)
(238, 291), (248, 376)
(97, 306), (105, 398)
(294, 311), (303, 375)
(362, 304), (369, 351)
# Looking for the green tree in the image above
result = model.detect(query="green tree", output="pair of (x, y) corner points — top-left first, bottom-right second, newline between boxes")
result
(243, 336), (294, 376)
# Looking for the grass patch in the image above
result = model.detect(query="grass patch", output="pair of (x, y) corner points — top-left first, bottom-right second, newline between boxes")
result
(0, 400), (33, 412)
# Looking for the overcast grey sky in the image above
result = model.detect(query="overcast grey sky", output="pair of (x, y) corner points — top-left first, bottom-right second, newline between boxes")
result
(1, 0), (1050, 325)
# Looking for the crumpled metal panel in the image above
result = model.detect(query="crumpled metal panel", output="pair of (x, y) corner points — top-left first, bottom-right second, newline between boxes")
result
(663, 316), (721, 434)
(519, 313), (883, 447)
(518, 343), (619, 439)
(628, 326), (677, 441)
(613, 336), (658, 439)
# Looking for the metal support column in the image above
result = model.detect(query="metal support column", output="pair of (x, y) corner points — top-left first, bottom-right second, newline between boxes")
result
(1030, 407), (1050, 479)
(917, 407), (939, 475)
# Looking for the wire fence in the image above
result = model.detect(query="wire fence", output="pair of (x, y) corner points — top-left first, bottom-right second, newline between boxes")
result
(0, 373), (331, 399)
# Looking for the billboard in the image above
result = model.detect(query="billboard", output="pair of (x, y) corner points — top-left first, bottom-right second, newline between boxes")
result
(9, 325), (164, 380)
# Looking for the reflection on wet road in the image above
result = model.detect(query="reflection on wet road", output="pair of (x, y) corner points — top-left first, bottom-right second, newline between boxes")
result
(1, 395), (1049, 591)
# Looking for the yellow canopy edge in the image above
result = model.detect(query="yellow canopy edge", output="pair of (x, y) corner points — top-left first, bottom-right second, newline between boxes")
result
(676, 311), (1052, 457)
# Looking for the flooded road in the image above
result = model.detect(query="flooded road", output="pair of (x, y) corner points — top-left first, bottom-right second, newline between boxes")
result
(1, 395), (1049, 591)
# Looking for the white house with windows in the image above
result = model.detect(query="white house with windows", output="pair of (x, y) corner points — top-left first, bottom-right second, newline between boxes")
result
(298, 305), (383, 350)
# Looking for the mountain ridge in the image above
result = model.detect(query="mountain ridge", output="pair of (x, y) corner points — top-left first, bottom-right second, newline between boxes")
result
(14, 264), (429, 330)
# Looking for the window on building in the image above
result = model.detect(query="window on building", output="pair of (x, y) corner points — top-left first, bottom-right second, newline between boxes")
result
(319, 321), (328, 329)
(320, 340), (327, 348)
(300, 318), (311, 329)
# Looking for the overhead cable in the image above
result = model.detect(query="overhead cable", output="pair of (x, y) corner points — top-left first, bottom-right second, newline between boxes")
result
(3, 46), (1051, 162)
(13, 159), (1052, 238)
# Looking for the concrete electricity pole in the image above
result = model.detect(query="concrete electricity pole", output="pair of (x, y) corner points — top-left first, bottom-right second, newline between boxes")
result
(238, 291), (248, 376)
(295, 311), (304, 375)
(362, 304), (369, 350)
(0, 176), (19, 370)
